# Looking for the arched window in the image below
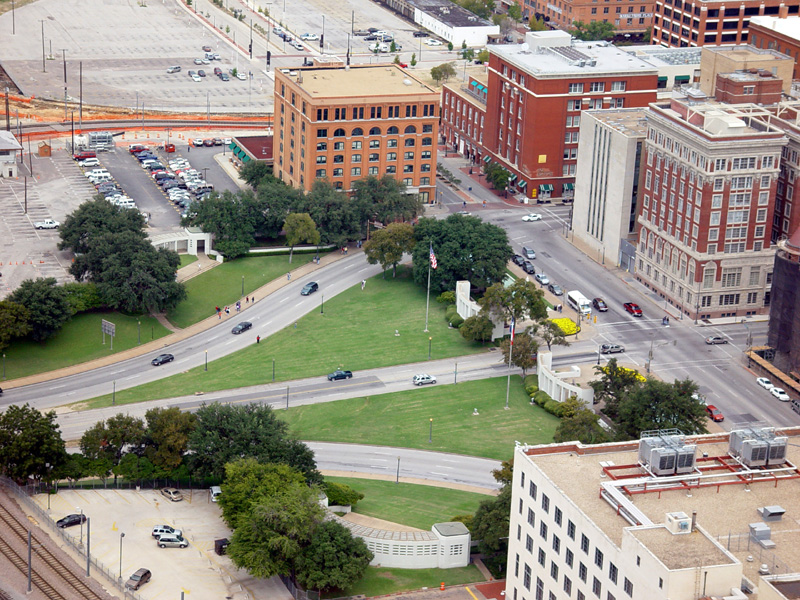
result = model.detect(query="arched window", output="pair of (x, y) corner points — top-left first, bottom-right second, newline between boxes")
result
(352, 127), (364, 136)
(404, 125), (417, 134)
(387, 126), (399, 135)
(405, 138), (416, 147)
(422, 137), (432, 146)
(333, 128), (346, 137)
(369, 127), (382, 136)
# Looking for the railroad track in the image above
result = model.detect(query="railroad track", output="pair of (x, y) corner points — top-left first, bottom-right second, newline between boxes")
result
(0, 500), (106, 600)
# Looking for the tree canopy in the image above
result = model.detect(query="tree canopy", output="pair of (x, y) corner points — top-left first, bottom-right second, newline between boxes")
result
(0, 404), (67, 483)
(554, 397), (610, 444)
(499, 331), (538, 375)
(144, 407), (197, 472)
(283, 213), (321, 262)
(7, 278), (71, 342)
(296, 520), (373, 592)
(430, 63), (457, 84)
(616, 378), (707, 439)
(481, 279), (548, 324)
(184, 189), (259, 259)
(363, 222), (416, 277)
(569, 20), (615, 41)
(412, 215), (512, 294)
(0, 299), (31, 351)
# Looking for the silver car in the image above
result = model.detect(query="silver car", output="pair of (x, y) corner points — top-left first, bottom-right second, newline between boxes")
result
(157, 534), (189, 548)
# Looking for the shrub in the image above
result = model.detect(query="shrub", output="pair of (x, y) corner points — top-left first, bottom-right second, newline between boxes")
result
(533, 390), (552, 407)
(523, 374), (539, 388)
(451, 514), (474, 532)
(544, 399), (567, 417)
(551, 318), (579, 336)
(63, 282), (105, 315)
(445, 304), (458, 321)
(323, 481), (365, 507)
(449, 314), (464, 328)
(437, 291), (456, 305)
(525, 384), (539, 397)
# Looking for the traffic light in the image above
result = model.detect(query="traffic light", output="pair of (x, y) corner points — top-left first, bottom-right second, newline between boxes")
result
(319, 35), (324, 49)
(266, 51), (271, 66)
(249, 42), (253, 58)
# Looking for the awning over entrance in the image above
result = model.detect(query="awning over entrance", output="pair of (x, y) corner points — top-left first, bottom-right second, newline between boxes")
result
(563, 183), (574, 191)
(674, 75), (691, 84)
(508, 174), (517, 183)
(517, 180), (527, 190)
(483, 155), (492, 163)
(540, 184), (554, 193)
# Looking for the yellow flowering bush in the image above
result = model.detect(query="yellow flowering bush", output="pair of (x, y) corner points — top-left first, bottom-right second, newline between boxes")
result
(598, 364), (646, 382)
(551, 318), (579, 336)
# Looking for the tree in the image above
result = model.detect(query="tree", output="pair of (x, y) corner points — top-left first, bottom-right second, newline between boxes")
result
(301, 179), (364, 248)
(491, 457), (513, 487)
(219, 459), (307, 528)
(239, 161), (276, 188)
(410, 53), (417, 67)
(363, 222), (415, 278)
(528, 16), (548, 31)
(227, 483), (325, 579)
(351, 176), (421, 225)
(80, 414), (146, 481)
(430, 63), (457, 84)
(59, 197), (146, 260)
(537, 319), (570, 350)
(284, 213), (321, 263)
(144, 407), (197, 473)
(0, 300), (31, 351)
(412, 215), (512, 294)
(393, 54), (401, 64)
(471, 485), (511, 573)
(8, 278), (71, 342)
(461, 47), (475, 61)
(188, 403), (320, 483)
(590, 358), (642, 421)
(554, 397), (610, 444)
(390, 40), (397, 52)
(483, 162), (511, 191)
(499, 331), (539, 375)
(481, 280), (548, 327)
(185, 189), (259, 259)
(507, 2), (523, 21)
(296, 521), (373, 592)
(0, 404), (67, 483)
(476, 49), (490, 64)
(255, 179), (304, 240)
(569, 20), (615, 41)
(113, 452), (155, 483)
(323, 481), (364, 507)
(615, 378), (708, 440)
(460, 314), (495, 344)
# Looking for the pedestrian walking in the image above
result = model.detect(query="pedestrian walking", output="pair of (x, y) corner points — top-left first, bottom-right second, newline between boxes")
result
(361, 279), (366, 290)
(294, 322), (298, 329)
(256, 335), (260, 344)
(188, 145), (191, 153)
(225, 306), (230, 315)
(246, 296), (249, 304)
(287, 272), (291, 281)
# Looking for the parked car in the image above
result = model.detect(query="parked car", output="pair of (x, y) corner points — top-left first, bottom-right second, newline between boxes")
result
(219, 73), (230, 81)
(34, 219), (60, 230)
(300, 32), (319, 40)
(73, 151), (96, 161)
(197, 69), (206, 77)
(327, 370), (353, 381)
(522, 261), (535, 275)
(151, 353), (174, 366)
(213, 67), (222, 76)
(623, 302), (643, 317)
(512, 254), (525, 267)
(412, 373), (437, 386)
(771, 387), (791, 402)
(522, 246), (536, 260)
(236, 72), (247, 80)
(192, 138), (205, 146)
(413, 30), (429, 37)
(535, 273), (550, 285)
(548, 283), (563, 296)
(157, 534), (189, 548)
(301, 282), (319, 296)
(126, 568), (151, 591)
(166, 65), (181, 73)
(79, 157), (100, 168)
(593, 298), (608, 312)
(57, 514), (87, 528)
(202, 45), (212, 52)
(705, 404), (724, 422)
(191, 74), (202, 82)
(353, 29), (370, 36)
(425, 39), (443, 46)
(161, 487), (183, 502)
(601, 344), (625, 354)
(231, 321), (252, 334)
(152, 525), (182, 538)
(756, 377), (774, 390)
(193, 58), (203, 65)
(705, 336), (728, 345)
(522, 213), (542, 222)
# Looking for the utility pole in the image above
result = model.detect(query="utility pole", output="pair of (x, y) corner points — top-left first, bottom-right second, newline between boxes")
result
(61, 49), (68, 122)
(39, 20), (46, 72)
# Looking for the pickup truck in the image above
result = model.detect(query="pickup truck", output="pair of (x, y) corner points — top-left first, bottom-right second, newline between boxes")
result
(327, 370), (353, 381)
(34, 219), (60, 230)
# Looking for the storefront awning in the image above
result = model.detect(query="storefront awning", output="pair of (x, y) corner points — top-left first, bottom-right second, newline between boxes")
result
(674, 75), (691, 83)
(540, 184), (554, 192)
(517, 180), (527, 189)
(483, 155), (492, 163)
(563, 183), (574, 191)
(241, 154), (251, 163)
(657, 76), (668, 83)
(508, 174), (517, 182)
(470, 81), (478, 87)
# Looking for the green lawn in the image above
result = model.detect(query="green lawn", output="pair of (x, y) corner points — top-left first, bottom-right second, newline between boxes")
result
(325, 476), (489, 530)
(78, 268), (488, 410)
(1, 312), (171, 380)
(282, 376), (558, 460)
(328, 565), (485, 598)
(178, 254), (198, 268)
(166, 253), (316, 328)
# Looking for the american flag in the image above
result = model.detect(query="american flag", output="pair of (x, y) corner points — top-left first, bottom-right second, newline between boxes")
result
(510, 317), (516, 345)
(429, 243), (438, 270)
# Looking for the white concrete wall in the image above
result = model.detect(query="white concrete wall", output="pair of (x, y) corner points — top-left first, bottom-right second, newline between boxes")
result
(455, 280), (505, 339)
(414, 8), (499, 46)
(536, 352), (594, 405)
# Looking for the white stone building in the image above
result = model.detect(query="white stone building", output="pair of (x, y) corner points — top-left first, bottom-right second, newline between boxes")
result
(0, 131), (22, 178)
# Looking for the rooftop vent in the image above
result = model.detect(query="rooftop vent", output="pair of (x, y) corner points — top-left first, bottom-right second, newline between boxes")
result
(665, 512), (692, 535)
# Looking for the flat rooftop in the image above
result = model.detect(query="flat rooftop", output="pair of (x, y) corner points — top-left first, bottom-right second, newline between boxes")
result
(491, 40), (657, 77)
(522, 429), (800, 581)
(404, 0), (495, 27)
(626, 45), (702, 67)
(702, 44), (792, 63)
(282, 65), (438, 99)
(750, 15), (800, 40)
(585, 108), (649, 137)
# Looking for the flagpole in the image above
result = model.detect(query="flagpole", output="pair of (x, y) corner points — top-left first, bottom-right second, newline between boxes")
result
(505, 319), (514, 410)
(424, 262), (431, 333)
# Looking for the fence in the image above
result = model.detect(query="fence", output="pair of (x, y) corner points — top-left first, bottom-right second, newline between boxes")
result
(280, 574), (320, 600)
(0, 477), (145, 600)
(715, 530), (793, 575)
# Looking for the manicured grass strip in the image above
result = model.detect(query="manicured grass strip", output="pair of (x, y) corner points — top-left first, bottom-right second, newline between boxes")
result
(166, 253), (315, 329)
(325, 476), (488, 531)
(178, 254), (198, 268)
(2, 313), (171, 380)
(281, 376), (559, 460)
(78, 268), (487, 410)
(326, 565), (485, 598)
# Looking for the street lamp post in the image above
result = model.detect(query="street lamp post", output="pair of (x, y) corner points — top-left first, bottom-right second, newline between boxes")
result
(137, 320), (141, 345)
(205, 350), (208, 371)
(596, 344), (601, 365)
(320, 295), (324, 314)
(112, 380), (116, 406)
(2, 353), (5, 380)
(428, 418), (433, 443)
(78, 507), (84, 547)
(118, 532), (125, 581)
(428, 336), (432, 360)
(396, 457), (400, 483)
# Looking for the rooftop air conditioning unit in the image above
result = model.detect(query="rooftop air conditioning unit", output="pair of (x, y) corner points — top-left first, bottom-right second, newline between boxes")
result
(767, 437), (788, 465)
(638, 435), (663, 465)
(675, 445), (697, 474)
(665, 512), (692, 534)
(650, 447), (677, 476)
(740, 440), (769, 467)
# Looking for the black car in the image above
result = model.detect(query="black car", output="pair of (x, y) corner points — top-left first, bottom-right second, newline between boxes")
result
(413, 31), (429, 37)
(57, 513), (87, 528)
(522, 261), (536, 275)
(151, 353), (174, 366)
(300, 282), (319, 296)
(364, 34), (378, 41)
(231, 321), (252, 334)
(328, 370), (353, 381)
(512, 254), (525, 266)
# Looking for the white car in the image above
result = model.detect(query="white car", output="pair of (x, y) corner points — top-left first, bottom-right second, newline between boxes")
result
(191, 74), (202, 82)
(300, 33), (318, 41)
(771, 387), (791, 402)
(412, 373), (437, 386)
(426, 39), (443, 46)
(79, 157), (100, 168)
(34, 219), (60, 230)
(291, 41), (305, 51)
(756, 377), (774, 390)
(535, 273), (550, 285)
(236, 72), (247, 81)
(522, 213), (542, 222)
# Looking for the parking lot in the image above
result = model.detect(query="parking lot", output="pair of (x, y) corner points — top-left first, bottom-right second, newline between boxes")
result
(30, 488), (292, 600)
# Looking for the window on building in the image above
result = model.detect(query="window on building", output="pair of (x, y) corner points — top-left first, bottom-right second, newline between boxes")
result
(524, 564), (532, 590)
(315, 169), (326, 178)
(540, 521), (548, 540)
(386, 165), (396, 174)
(703, 268), (715, 289)
(332, 168), (343, 177)
(551, 562), (559, 581)
(566, 548), (574, 567)
(578, 563), (587, 583)
(542, 495), (550, 513)
(552, 535), (561, 554)
(593, 577), (601, 598)
(609, 563), (618, 584)
(351, 167), (361, 176)
(567, 521), (576, 540)
(611, 81), (626, 91)
(714, 178), (724, 191)
(387, 139), (398, 148)
(569, 83), (584, 94)
(747, 292), (758, 304)
(526, 534), (534, 552)
(421, 163), (431, 172)
(581, 535), (589, 554)
(595, 549), (604, 569)
(538, 549), (546, 566)
(623, 579), (633, 597)
(368, 166), (379, 175)
(528, 508), (535, 527)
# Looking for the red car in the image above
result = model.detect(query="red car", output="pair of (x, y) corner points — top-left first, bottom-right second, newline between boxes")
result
(706, 405), (724, 422)
(623, 302), (643, 317)
(398, 62), (408, 68)
(128, 144), (147, 154)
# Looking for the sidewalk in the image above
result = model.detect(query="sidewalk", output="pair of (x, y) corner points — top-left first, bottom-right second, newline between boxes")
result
(2, 249), (357, 390)
(176, 252), (219, 283)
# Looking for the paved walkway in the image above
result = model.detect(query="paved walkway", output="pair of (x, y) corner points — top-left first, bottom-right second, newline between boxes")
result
(176, 252), (220, 283)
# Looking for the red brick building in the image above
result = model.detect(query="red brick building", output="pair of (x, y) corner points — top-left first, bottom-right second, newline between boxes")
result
(652, 0), (800, 48)
(521, 0), (655, 35)
(451, 31), (658, 202)
(749, 15), (800, 78)
(636, 95), (786, 319)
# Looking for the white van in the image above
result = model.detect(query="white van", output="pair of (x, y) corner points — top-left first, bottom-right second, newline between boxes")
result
(566, 290), (592, 316)
(210, 486), (222, 502)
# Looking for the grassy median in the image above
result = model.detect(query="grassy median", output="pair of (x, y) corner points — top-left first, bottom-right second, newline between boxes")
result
(331, 565), (485, 598)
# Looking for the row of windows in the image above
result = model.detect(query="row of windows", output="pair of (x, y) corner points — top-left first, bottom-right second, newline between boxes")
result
(317, 152), (432, 164)
(315, 124), (433, 138)
(568, 81), (628, 94)
(317, 139), (433, 152)
(314, 168), (430, 184)
(315, 103), (437, 122)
